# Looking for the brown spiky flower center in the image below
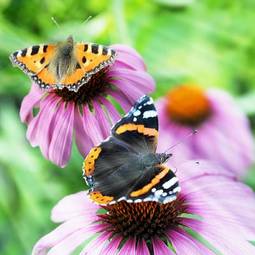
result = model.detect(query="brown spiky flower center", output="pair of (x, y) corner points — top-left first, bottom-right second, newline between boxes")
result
(98, 198), (186, 241)
(166, 85), (212, 126)
(54, 69), (110, 105)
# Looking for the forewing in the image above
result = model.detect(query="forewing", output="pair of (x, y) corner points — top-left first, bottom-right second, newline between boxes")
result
(10, 44), (57, 88)
(112, 95), (158, 153)
(60, 43), (116, 91)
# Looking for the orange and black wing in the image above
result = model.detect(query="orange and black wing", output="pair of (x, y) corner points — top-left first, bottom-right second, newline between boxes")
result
(60, 43), (116, 91)
(10, 44), (57, 89)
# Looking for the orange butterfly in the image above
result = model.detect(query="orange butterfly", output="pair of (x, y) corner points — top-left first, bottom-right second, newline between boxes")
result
(9, 36), (116, 92)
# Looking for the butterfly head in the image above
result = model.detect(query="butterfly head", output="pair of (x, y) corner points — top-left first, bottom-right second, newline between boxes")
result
(57, 36), (74, 57)
(156, 153), (172, 164)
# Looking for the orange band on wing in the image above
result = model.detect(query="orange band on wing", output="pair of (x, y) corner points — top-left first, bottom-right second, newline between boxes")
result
(89, 191), (113, 204)
(130, 166), (169, 197)
(83, 147), (102, 176)
(116, 124), (158, 137)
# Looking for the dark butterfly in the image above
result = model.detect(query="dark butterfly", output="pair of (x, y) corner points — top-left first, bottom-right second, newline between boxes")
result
(83, 95), (181, 205)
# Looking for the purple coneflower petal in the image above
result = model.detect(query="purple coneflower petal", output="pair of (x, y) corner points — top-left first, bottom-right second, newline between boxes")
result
(37, 95), (60, 159)
(112, 44), (146, 71)
(110, 78), (146, 102)
(20, 84), (43, 124)
(45, 228), (95, 255)
(48, 102), (75, 168)
(136, 239), (150, 255)
(183, 219), (255, 255)
(118, 238), (136, 255)
(98, 96), (121, 124)
(82, 106), (103, 145)
(74, 108), (94, 157)
(152, 238), (175, 255)
(80, 231), (112, 255)
(100, 235), (122, 255)
(93, 100), (112, 138)
(108, 69), (155, 94)
(32, 218), (97, 255)
(51, 192), (98, 223)
(26, 94), (56, 147)
(108, 90), (132, 112)
(168, 229), (201, 255)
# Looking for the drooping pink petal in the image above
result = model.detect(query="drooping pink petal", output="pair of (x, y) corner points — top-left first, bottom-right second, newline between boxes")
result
(93, 101), (112, 138)
(167, 229), (201, 255)
(51, 192), (99, 223)
(48, 102), (75, 168)
(79, 231), (112, 255)
(82, 106), (103, 145)
(98, 96), (121, 124)
(46, 228), (95, 255)
(152, 238), (175, 255)
(177, 160), (234, 184)
(110, 78), (146, 102)
(36, 95), (60, 159)
(100, 235), (122, 255)
(118, 238), (137, 255)
(183, 218), (255, 255)
(32, 219), (99, 255)
(112, 44), (146, 71)
(74, 107), (94, 157)
(20, 84), (43, 124)
(108, 90), (132, 112)
(108, 69), (155, 93)
(26, 94), (57, 147)
(136, 239), (150, 255)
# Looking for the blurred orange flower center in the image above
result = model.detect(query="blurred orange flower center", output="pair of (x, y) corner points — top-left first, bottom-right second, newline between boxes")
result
(166, 85), (211, 126)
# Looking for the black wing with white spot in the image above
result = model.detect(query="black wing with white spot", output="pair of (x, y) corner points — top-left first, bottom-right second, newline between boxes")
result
(112, 95), (158, 153)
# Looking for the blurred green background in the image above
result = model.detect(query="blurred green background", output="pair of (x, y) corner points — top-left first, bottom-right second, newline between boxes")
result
(1, 0), (255, 254)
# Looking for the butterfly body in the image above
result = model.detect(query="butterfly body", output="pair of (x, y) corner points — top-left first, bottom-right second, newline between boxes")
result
(83, 96), (181, 205)
(10, 36), (116, 92)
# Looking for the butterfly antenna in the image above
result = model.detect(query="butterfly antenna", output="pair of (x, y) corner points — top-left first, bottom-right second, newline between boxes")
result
(51, 17), (60, 28)
(83, 16), (93, 25)
(164, 129), (198, 154)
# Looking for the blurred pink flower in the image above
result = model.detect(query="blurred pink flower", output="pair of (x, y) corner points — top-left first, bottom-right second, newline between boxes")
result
(32, 161), (255, 255)
(157, 85), (255, 177)
(20, 45), (155, 167)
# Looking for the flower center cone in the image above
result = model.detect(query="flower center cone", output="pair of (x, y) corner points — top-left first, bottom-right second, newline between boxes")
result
(166, 85), (211, 126)
(99, 199), (186, 241)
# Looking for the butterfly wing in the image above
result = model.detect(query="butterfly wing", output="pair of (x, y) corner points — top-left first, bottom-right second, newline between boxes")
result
(83, 96), (180, 205)
(83, 136), (143, 204)
(10, 41), (116, 91)
(112, 95), (158, 153)
(59, 43), (116, 91)
(10, 44), (58, 89)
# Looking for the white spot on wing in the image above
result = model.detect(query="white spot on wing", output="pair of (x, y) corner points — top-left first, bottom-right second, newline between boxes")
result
(162, 177), (178, 189)
(163, 196), (177, 204)
(133, 110), (141, 116)
(154, 189), (163, 197)
(144, 97), (154, 105)
(172, 186), (181, 193)
(152, 188), (156, 193)
(143, 110), (157, 119)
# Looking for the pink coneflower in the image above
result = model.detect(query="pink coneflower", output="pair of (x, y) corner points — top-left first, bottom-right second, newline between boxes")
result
(157, 85), (255, 176)
(20, 44), (155, 167)
(32, 161), (255, 255)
